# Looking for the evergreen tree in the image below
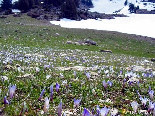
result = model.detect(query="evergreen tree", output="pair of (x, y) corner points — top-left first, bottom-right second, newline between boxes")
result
(124, 0), (128, 6)
(1, 0), (12, 10)
(18, 0), (29, 12)
(128, 3), (139, 13)
(81, 0), (93, 7)
(128, 3), (134, 13)
(12, 1), (19, 9)
(74, 0), (80, 7)
(62, 0), (77, 20)
(28, 0), (35, 9)
(44, 0), (63, 7)
(34, 0), (40, 6)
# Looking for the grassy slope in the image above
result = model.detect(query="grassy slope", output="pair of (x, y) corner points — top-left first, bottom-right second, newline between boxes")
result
(0, 14), (155, 116)
(0, 14), (155, 58)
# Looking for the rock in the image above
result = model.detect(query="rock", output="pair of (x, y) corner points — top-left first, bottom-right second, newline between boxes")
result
(139, 110), (148, 115)
(132, 66), (145, 72)
(100, 50), (112, 53)
(55, 33), (60, 36)
(110, 108), (118, 116)
(99, 98), (113, 104)
(62, 111), (74, 116)
(127, 77), (139, 83)
(74, 42), (80, 45)
(66, 41), (73, 44)
(25, 54), (32, 58)
(4, 65), (13, 70)
(17, 73), (33, 78)
(43, 28), (49, 31)
(84, 40), (97, 45)
(90, 72), (99, 79)
(1, 76), (8, 81)
(151, 58), (155, 62)
(0, 16), (7, 18)
(16, 64), (21, 67)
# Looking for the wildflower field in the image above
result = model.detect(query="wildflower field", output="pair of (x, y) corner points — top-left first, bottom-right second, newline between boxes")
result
(0, 14), (155, 116)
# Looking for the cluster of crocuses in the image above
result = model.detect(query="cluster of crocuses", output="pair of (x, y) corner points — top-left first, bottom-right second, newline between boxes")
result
(82, 105), (117, 116)
(130, 86), (155, 115)
(38, 83), (61, 114)
(3, 84), (16, 104)
(102, 80), (113, 89)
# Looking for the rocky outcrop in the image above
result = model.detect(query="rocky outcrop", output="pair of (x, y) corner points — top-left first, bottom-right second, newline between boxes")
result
(66, 40), (97, 46)
(136, 9), (155, 14)
(27, 7), (127, 21)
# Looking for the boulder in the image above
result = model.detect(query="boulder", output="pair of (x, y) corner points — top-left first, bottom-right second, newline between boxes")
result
(100, 50), (112, 53)
(151, 58), (155, 62)
(84, 40), (97, 45)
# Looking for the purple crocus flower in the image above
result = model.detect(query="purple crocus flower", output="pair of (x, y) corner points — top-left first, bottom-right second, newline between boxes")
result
(136, 90), (142, 98)
(100, 106), (110, 116)
(131, 101), (138, 113)
(50, 85), (53, 101)
(148, 86), (151, 92)
(86, 72), (91, 79)
(56, 83), (60, 93)
(120, 70), (123, 75)
(44, 65), (50, 70)
(123, 78), (126, 88)
(3, 96), (9, 104)
(148, 101), (154, 113)
(74, 71), (76, 78)
(9, 84), (16, 99)
(107, 80), (113, 86)
(149, 90), (154, 100)
(43, 97), (50, 113)
(96, 105), (100, 116)
(102, 80), (108, 89)
(140, 97), (148, 107)
(58, 100), (62, 116)
(82, 108), (91, 116)
(38, 88), (45, 100)
(74, 98), (81, 108)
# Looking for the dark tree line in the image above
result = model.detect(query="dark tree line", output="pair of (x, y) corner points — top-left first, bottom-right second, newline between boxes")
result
(1, 0), (12, 10)
(0, 0), (93, 19)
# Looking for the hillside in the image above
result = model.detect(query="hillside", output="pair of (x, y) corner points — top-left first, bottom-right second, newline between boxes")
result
(0, 13), (155, 116)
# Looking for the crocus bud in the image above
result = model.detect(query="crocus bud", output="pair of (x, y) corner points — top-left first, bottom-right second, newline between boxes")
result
(102, 80), (107, 89)
(96, 105), (100, 116)
(74, 71), (76, 78)
(9, 84), (16, 99)
(3, 96), (9, 104)
(131, 101), (138, 113)
(58, 100), (62, 116)
(50, 85), (53, 101)
(43, 97), (50, 113)
(74, 98), (81, 108)
(56, 83), (60, 93)
(38, 89), (45, 100)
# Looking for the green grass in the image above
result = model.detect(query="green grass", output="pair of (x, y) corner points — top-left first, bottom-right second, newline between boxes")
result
(0, 14), (155, 58)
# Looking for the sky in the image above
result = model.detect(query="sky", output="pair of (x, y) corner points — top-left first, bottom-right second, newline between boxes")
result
(50, 0), (155, 38)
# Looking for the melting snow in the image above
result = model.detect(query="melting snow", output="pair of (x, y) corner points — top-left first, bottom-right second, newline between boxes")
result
(50, 0), (155, 38)
(51, 14), (155, 38)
